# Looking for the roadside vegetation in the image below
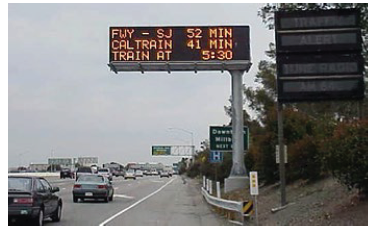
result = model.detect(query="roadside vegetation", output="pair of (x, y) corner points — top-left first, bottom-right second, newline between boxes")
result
(183, 3), (368, 197)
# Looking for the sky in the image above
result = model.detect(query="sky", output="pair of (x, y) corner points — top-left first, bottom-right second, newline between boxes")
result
(8, 3), (274, 168)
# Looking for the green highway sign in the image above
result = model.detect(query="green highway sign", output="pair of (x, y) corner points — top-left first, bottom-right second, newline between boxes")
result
(152, 146), (171, 156)
(209, 126), (249, 151)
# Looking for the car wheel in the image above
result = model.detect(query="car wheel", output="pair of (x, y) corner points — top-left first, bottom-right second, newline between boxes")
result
(104, 196), (109, 203)
(34, 209), (44, 226)
(109, 191), (114, 201)
(51, 203), (62, 222)
(73, 196), (78, 203)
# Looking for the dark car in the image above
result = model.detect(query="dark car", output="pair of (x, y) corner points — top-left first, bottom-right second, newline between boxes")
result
(8, 176), (62, 226)
(60, 168), (74, 179)
(75, 166), (94, 181)
(160, 171), (170, 178)
(72, 175), (114, 203)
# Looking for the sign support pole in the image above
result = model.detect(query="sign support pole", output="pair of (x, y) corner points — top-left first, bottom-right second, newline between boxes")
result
(254, 195), (258, 225)
(277, 102), (287, 206)
(225, 70), (249, 193)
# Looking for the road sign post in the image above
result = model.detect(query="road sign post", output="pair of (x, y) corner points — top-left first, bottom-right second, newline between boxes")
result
(250, 171), (259, 226)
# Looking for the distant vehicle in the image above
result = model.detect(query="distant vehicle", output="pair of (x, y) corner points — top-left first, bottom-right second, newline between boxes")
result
(60, 168), (74, 179)
(72, 175), (114, 203)
(103, 162), (125, 177)
(150, 169), (158, 176)
(135, 170), (143, 177)
(97, 168), (113, 181)
(124, 169), (136, 180)
(90, 165), (99, 174)
(75, 167), (94, 181)
(8, 176), (62, 226)
(160, 171), (170, 178)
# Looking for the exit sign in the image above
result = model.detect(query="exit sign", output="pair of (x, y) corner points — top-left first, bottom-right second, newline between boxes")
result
(209, 126), (248, 151)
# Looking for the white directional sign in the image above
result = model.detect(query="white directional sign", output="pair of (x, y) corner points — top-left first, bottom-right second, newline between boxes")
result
(250, 171), (259, 195)
(276, 145), (288, 164)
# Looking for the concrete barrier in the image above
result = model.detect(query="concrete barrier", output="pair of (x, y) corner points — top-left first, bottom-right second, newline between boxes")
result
(8, 172), (60, 178)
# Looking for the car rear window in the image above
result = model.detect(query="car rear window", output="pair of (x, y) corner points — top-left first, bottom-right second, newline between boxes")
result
(77, 175), (104, 182)
(8, 178), (32, 192)
(77, 167), (92, 173)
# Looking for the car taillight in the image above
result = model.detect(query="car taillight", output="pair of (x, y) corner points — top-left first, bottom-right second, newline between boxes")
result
(97, 185), (107, 189)
(74, 184), (81, 188)
(13, 198), (33, 204)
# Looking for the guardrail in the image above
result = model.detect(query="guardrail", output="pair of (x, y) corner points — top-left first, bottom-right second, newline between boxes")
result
(201, 186), (243, 213)
(201, 177), (245, 225)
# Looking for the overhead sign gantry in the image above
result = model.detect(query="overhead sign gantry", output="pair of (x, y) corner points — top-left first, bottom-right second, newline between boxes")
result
(108, 25), (251, 193)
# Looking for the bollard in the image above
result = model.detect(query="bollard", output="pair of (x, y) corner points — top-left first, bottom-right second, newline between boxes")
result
(206, 179), (210, 192)
(209, 180), (213, 195)
(216, 181), (221, 198)
(203, 176), (206, 189)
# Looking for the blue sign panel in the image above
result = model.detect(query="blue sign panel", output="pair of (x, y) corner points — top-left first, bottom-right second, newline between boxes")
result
(209, 151), (223, 163)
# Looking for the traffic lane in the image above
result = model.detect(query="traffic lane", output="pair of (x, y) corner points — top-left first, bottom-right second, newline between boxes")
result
(106, 176), (225, 226)
(48, 176), (173, 226)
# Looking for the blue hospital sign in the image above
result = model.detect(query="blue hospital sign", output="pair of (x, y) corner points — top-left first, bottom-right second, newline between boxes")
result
(209, 151), (223, 163)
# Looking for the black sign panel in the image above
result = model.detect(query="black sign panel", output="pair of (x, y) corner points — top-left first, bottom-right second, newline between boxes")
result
(275, 9), (364, 103)
(109, 26), (250, 63)
(275, 9), (359, 31)
(276, 30), (362, 53)
(278, 78), (364, 102)
(277, 53), (364, 77)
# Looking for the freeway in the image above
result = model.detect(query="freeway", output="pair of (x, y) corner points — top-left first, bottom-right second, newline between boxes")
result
(40, 175), (227, 226)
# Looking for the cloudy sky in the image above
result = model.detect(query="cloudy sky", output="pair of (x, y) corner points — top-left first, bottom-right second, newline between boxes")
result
(8, 3), (274, 168)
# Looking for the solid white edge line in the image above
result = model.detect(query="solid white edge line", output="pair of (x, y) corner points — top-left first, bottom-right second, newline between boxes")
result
(98, 178), (176, 226)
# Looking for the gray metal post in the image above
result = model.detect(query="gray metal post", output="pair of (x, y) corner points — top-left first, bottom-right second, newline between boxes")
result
(277, 102), (286, 206)
(255, 195), (259, 225)
(225, 70), (249, 192)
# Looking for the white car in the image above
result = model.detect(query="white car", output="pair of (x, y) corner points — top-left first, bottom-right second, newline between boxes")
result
(97, 168), (113, 181)
(135, 170), (143, 177)
(124, 169), (136, 180)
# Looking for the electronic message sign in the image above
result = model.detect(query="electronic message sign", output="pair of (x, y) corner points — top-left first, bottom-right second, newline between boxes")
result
(275, 9), (364, 103)
(109, 26), (251, 72)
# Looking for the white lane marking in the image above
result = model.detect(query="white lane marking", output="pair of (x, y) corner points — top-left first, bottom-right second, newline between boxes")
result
(99, 178), (175, 226)
(114, 194), (134, 199)
(150, 180), (164, 183)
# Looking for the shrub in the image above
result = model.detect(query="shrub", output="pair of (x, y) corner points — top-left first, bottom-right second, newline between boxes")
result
(322, 119), (368, 194)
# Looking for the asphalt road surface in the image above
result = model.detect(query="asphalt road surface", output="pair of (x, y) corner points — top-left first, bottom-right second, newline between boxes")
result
(42, 175), (226, 226)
